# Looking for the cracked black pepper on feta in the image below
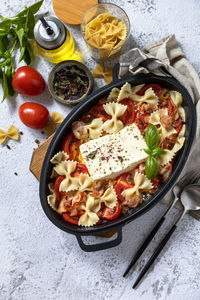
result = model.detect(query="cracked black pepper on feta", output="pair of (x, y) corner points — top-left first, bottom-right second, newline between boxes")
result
(80, 123), (148, 180)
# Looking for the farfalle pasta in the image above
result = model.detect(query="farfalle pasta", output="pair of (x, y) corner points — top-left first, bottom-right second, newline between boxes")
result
(117, 82), (145, 102)
(92, 187), (117, 213)
(47, 82), (185, 227)
(78, 195), (99, 227)
(132, 88), (159, 106)
(0, 125), (19, 144)
(54, 160), (80, 192)
(122, 173), (153, 202)
(72, 118), (103, 140)
(84, 12), (127, 51)
(103, 102), (127, 133)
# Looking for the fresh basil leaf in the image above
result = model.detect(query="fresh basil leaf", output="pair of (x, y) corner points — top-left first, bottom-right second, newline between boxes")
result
(15, 28), (24, 46)
(0, 19), (12, 29)
(144, 148), (152, 155)
(0, 68), (3, 79)
(2, 71), (8, 102)
(151, 147), (165, 157)
(16, 0), (43, 17)
(0, 35), (8, 52)
(12, 16), (26, 27)
(24, 40), (34, 65)
(145, 156), (159, 180)
(22, 41), (34, 65)
(145, 125), (159, 150)
(19, 46), (25, 62)
(6, 66), (15, 96)
(28, 0), (44, 15)
(25, 9), (35, 39)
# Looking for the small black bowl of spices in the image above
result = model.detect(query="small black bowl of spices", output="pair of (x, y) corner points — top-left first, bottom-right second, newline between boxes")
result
(48, 60), (94, 105)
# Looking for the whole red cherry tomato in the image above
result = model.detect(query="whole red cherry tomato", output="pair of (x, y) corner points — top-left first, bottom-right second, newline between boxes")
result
(12, 66), (45, 96)
(19, 102), (49, 129)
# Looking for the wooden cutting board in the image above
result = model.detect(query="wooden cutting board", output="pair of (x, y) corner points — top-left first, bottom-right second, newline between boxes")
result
(30, 135), (116, 238)
(53, 0), (98, 25)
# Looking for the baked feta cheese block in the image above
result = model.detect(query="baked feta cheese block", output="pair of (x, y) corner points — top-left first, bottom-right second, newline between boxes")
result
(80, 123), (148, 180)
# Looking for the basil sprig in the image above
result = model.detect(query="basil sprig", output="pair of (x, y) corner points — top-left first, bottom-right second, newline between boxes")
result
(0, 0), (43, 101)
(144, 125), (165, 180)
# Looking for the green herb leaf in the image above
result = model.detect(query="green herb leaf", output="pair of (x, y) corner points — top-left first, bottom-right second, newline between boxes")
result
(145, 125), (159, 150)
(6, 66), (15, 96)
(23, 40), (34, 65)
(151, 147), (165, 157)
(0, 36), (8, 52)
(0, 0), (42, 101)
(16, 0), (43, 17)
(144, 148), (152, 155)
(2, 71), (8, 102)
(86, 150), (97, 159)
(25, 9), (35, 39)
(19, 46), (25, 62)
(15, 28), (24, 46)
(145, 156), (159, 180)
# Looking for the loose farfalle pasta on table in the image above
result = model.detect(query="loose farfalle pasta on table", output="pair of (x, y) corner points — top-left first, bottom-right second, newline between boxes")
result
(47, 82), (185, 227)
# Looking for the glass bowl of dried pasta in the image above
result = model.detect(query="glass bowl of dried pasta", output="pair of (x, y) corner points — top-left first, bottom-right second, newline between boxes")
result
(81, 3), (130, 61)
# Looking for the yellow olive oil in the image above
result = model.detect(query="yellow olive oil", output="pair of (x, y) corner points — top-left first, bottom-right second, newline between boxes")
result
(34, 16), (75, 63)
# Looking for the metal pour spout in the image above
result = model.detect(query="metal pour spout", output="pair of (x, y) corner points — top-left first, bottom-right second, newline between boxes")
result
(39, 16), (54, 35)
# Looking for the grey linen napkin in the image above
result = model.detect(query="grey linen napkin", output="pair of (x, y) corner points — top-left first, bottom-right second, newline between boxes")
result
(119, 34), (200, 220)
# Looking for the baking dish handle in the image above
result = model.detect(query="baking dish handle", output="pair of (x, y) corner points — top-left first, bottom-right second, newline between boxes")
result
(112, 63), (120, 82)
(76, 227), (122, 252)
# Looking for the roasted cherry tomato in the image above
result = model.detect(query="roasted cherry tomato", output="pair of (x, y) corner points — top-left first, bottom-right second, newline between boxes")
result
(161, 134), (177, 150)
(12, 66), (45, 96)
(62, 132), (79, 160)
(137, 84), (163, 97)
(118, 98), (136, 125)
(135, 110), (149, 132)
(173, 116), (182, 134)
(71, 163), (89, 177)
(167, 98), (177, 117)
(114, 173), (133, 202)
(19, 102), (49, 129)
(80, 112), (94, 124)
(62, 211), (84, 225)
(90, 104), (111, 122)
(102, 201), (121, 220)
(54, 175), (65, 205)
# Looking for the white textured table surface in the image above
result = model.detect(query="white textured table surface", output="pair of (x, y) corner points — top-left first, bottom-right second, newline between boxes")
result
(1, 0), (200, 299)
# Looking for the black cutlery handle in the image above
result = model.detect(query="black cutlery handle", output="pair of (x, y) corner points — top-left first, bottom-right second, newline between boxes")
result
(133, 224), (177, 289)
(123, 216), (166, 277)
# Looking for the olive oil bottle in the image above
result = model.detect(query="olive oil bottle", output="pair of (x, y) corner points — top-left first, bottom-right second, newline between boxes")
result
(34, 16), (75, 63)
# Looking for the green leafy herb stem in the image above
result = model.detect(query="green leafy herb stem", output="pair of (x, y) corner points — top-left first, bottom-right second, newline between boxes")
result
(144, 125), (165, 180)
(0, 0), (43, 101)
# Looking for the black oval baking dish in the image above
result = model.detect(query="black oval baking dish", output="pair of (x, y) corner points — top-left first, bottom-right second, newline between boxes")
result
(39, 70), (196, 252)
